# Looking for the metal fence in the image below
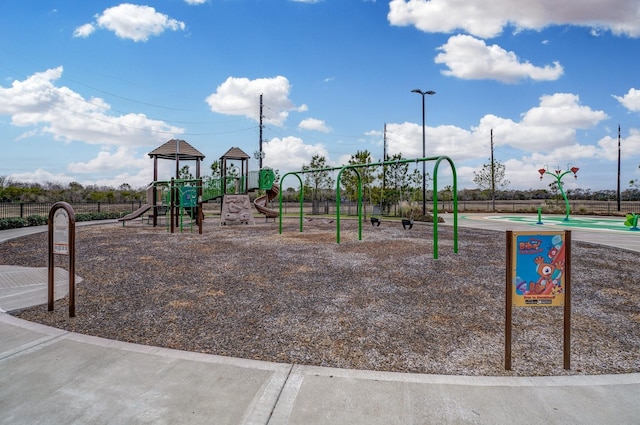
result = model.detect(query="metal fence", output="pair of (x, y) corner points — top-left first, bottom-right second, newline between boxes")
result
(273, 200), (640, 216)
(0, 202), (144, 219)
(2, 199), (638, 220)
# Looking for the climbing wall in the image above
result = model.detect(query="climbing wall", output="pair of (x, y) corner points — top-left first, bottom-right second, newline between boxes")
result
(220, 194), (254, 225)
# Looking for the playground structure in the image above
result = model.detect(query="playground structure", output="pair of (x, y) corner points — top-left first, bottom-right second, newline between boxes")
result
(118, 141), (278, 232)
(624, 213), (640, 231)
(278, 155), (459, 259)
(117, 139), (460, 258)
(538, 165), (579, 221)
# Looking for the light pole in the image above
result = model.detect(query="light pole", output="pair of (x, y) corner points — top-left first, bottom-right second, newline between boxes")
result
(411, 89), (436, 216)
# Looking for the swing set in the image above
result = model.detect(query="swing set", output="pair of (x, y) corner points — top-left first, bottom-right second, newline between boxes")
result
(278, 155), (458, 259)
(368, 164), (414, 229)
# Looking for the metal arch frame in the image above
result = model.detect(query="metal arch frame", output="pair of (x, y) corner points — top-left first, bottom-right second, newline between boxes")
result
(277, 155), (458, 259)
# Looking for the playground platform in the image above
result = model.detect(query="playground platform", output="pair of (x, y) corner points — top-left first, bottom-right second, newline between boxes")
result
(1, 216), (639, 424)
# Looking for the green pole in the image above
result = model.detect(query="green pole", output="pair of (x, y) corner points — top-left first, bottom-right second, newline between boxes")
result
(278, 156), (458, 258)
(543, 170), (573, 221)
(279, 172), (304, 234)
(433, 156), (458, 259)
(335, 166), (363, 243)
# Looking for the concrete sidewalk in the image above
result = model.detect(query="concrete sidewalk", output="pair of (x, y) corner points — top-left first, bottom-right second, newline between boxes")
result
(1, 217), (639, 424)
(1, 313), (639, 425)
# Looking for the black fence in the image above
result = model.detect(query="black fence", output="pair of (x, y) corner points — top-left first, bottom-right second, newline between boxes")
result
(0, 202), (144, 219)
(275, 200), (640, 217)
(2, 199), (638, 220)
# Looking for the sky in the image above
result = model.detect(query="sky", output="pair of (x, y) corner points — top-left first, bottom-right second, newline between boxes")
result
(1, 0), (639, 192)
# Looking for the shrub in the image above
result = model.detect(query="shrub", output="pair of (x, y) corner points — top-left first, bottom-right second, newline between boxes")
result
(75, 212), (125, 222)
(26, 215), (48, 226)
(0, 217), (28, 230)
(0, 211), (125, 230)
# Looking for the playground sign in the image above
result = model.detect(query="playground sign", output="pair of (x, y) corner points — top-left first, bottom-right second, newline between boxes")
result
(511, 231), (566, 307)
(505, 230), (572, 370)
(48, 202), (77, 317)
(52, 208), (70, 255)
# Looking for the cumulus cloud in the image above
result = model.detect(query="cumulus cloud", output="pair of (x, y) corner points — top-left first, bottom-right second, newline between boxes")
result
(384, 92), (607, 171)
(74, 3), (185, 42)
(251, 90), (611, 188)
(67, 146), (150, 173)
(263, 136), (330, 171)
(613, 88), (640, 112)
(597, 127), (640, 161)
(205, 76), (306, 126)
(73, 23), (95, 38)
(184, 0), (207, 4)
(299, 118), (330, 132)
(0, 67), (183, 146)
(388, 0), (640, 39)
(9, 169), (76, 186)
(435, 35), (564, 83)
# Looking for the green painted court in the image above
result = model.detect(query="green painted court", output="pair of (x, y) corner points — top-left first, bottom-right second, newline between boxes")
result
(483, 215), (639, 232)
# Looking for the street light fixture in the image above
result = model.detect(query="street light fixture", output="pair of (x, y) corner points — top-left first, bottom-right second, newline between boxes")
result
(411, 89), (436, 216)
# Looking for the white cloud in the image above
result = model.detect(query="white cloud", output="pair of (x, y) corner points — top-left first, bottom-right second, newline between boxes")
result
(263, 136), (330, 171)
(67, 147), (150, 174)
(74, 4), (185, 42)
(388, 0), (640, 39)
(9, 169), (75, 185)
(0, 67), (183, 146)
(597, 127), (640, 161)
(299, 118), (330, 132)
(185, 0), (207, 4)
(435, 35), (564, 83)
(73, 23), (95, 38)
(205, 76), (306, 126)
(381, 92), (610, 188)
(613, 88), (640, 112)
(386, 122), (477, 160)
(467, 93), (608, 153)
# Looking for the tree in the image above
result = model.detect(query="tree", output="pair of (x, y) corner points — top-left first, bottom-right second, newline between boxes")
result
(341, 150), (376, 202)
(210, 161), (221, 177)
(473, 160), (509, 195)
(302, 155), (334, 201)
(380, 153), (410, 209)
(179, 165), (193, 180)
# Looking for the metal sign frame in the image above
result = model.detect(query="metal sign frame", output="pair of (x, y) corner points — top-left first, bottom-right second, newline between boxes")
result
(48, 202), (76, 317)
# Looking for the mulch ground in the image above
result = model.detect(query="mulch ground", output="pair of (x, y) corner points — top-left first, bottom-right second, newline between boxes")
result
(3, 217), (639, 376)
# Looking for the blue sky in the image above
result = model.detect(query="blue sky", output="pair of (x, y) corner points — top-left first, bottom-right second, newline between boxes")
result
(1, 0), (639, 191)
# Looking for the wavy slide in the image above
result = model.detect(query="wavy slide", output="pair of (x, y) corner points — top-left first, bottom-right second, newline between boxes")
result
(253, 184), (279, 218)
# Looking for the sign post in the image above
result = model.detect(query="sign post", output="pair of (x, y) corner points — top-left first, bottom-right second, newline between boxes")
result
(48, 202), (76, 317)
(505, 230), (571, 370)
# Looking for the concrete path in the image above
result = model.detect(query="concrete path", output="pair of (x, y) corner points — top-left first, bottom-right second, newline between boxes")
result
(1, 217), (639, 424)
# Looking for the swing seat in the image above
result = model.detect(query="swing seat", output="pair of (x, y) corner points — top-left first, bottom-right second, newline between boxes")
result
(371, 217), (381, 227)
(402, 219), (413, 230)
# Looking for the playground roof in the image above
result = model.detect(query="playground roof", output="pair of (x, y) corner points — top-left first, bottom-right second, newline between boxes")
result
(148, 139), (205, 161)
(220, 147), (250, 160)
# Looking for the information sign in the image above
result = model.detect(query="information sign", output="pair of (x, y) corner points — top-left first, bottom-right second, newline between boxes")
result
(53, 208), (69, 255)
(511, 231), (565, 307)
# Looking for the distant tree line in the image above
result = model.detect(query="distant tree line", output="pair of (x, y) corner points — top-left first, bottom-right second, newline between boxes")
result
(2, 158), (639, 204)
(0, 176), (145, 203)
(279, 154), (640, 203)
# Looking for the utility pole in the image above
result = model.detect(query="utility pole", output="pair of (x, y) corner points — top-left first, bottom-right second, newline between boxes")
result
(491, 129), (496, 213)
(617, 124), (621, 212)
(383, 123), (387, 187)
(259, 94), (264, 170)
(382, 124), (387, 214)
